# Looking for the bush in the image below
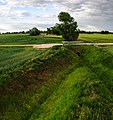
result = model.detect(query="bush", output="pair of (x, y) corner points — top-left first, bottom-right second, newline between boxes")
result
(29, 27), (40, 36)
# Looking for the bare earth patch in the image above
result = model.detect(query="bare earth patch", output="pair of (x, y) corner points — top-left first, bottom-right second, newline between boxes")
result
(33, 44), (62, 48)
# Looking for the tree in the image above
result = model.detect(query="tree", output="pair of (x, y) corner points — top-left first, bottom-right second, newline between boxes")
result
(101, 30), (109, 34)
(57, 12), (79, 41)
(29, 27), (40, 36)
(47, 25), (61, 35)
(47, 28), (51, 35)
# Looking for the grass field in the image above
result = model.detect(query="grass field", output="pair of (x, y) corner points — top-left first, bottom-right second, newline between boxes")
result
(79, 34), (113, 43)
(0, 45), (113, 120)
(0, 34), (62, 45)
(0, 34), (113, 45)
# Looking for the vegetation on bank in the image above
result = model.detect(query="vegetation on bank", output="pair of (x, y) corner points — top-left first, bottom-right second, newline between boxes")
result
(0, 45), (79, 120)
(0, 47), (45, 85)
(0, 45), (113, 120)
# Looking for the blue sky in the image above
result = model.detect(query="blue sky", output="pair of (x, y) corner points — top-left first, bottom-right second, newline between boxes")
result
(0, 0), (113, 32)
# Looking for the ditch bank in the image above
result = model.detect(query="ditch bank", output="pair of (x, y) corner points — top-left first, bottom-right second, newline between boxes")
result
(0, 46), (113, 120)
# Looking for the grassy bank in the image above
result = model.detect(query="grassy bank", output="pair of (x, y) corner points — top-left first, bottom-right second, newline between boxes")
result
(29, 46), (113, 120)
(0, 47), (45, 85)
(0, 45), (113, 120)
(0, 46), (80, 120)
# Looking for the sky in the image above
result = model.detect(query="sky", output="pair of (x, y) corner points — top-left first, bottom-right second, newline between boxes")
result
(0, 0), (113, 32)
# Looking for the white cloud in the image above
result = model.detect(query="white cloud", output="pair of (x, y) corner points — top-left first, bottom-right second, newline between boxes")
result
(0, 0), (113, 32)
(1, 0), (51, 7)
(80, 25), (101, 31)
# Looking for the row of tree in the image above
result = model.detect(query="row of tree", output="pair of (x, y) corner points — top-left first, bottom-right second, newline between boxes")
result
(0, 29), (46, 35)
(1, 31), (29, 34)
(79, 30), (111, 34)
(1, 29), (111, 35)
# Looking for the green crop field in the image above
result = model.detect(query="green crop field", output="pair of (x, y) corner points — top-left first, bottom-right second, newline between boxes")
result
(0, 45), (113, 120)
(79, 34), (113, 43)
(0, 34), (62, 45)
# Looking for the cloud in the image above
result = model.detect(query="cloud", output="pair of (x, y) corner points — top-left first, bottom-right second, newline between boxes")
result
(0, 28), (8, 32)
(0, 0), (113, 32)
(53, 0), (113, 31)
(1, 0), (51, 7)
(80, 25), (101, 31)
(10, 22), (54, 32)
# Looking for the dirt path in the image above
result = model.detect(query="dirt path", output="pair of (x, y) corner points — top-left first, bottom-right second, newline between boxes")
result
(0, 44), (62, 48)
(0, 43), (113, 49)
(33, 44), (62, 48)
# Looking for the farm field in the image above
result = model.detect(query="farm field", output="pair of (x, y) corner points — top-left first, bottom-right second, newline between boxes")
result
(79, 34), (113, 43)
(0, 34), (113, 45)
(0, 34), (62, 45)
(0, 44), (113, 120)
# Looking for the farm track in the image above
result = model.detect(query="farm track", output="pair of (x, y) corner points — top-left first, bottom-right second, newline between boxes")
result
(0, 44), (62, 48)
(0, 43), (113, 48)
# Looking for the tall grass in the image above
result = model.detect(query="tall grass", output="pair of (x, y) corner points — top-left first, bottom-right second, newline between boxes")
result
(0, 46), (79, 120)
(29, 46), (113, 120)
(0, 45), (113, 120)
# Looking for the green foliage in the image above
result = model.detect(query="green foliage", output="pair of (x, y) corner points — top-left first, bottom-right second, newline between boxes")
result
(101, 30), (109, 34)
(47, 25), (61, 35)
(58, 12), (73, 22)
(57, 12), (79, 41)
(29, 27), (40, 36)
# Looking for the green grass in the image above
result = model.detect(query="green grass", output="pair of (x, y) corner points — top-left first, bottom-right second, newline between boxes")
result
(0, 34), (113, 45)
(79, 34), (113, 43)
(0, 34), (62, 45)
(0, 47), (45, 85)
(0, 45), (113, 120)
(0, 46), (79, 120)
(29, 46), (113, 120)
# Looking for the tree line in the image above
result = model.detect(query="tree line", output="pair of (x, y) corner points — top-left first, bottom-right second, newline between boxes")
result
(1, 29), (112, 35)
(79, 30), (112, 34)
